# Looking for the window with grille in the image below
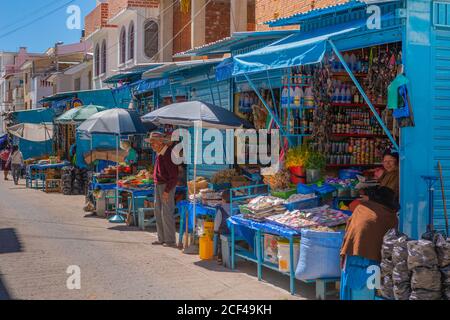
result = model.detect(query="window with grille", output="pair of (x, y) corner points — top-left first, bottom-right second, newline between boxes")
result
(129, 21), (135, 60)
(119, 27), (126, 64)
(144, 20), (159, 60)
(433, 1), (450, 28)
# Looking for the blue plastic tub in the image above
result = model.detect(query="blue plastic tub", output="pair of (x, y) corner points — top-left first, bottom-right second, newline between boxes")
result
(297, 183), (315, 195)
(285, 196), (320, 211)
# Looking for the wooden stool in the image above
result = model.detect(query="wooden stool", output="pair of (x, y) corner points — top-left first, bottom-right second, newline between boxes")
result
(45, 179), (62, 193)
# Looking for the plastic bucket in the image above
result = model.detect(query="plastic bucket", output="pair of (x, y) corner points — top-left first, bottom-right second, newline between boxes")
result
(203, 221), (214, 238)
(199, 236), (214, 260)
(277, 241), (300, 273)
(289, 166), (306, 184)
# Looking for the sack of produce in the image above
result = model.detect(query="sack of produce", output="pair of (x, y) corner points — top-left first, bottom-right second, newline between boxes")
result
(295, 229), (343, 281)
(393, 280), (411, 301)
(382, 228), (401, 261)
(410, 289), (442, 300)
(381, 275), (395, 300)
(392, 234), (410, 265)
(411, 266), (441, 292)
(435, 234), (450, 268)
(407, 240), (438, 270)
(380, 260), (394, 278)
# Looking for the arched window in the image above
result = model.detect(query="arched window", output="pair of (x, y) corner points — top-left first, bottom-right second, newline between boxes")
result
(94, 44), (100, 76)
(144, 20), (159, 59)
(101, 40), (107, 74)
(119, 26), (126, 64)
(128, 21), (135, 60)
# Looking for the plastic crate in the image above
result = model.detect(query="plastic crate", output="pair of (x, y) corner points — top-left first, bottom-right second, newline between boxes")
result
(285, 196), (320, 211)
(271, 188), (297, 200)
(297, 183), (315, 194)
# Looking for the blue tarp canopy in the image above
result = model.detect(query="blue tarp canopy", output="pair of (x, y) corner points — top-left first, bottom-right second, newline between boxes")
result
(132, 78), (169, 96)
(232, 20), (364, 76)
(215, 57), (234, 81)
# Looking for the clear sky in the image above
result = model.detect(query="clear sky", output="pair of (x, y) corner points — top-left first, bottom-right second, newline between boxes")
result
(0, 0), (97, 53)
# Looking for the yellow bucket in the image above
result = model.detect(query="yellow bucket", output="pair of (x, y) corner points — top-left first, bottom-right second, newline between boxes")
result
(199, 236), (214, 260)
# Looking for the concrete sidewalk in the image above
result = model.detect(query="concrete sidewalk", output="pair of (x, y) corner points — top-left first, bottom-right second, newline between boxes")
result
(0, 178), (321, 300)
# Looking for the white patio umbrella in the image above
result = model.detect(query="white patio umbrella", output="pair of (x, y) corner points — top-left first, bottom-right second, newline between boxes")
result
(142, 101), (252, 250)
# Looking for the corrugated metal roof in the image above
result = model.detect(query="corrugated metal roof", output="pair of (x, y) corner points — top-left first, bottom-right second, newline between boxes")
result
(104, 64), (163, 84)
(173, 31), (296, 57)
(265, 0), (368, 27)
(142, 59), (224, 79)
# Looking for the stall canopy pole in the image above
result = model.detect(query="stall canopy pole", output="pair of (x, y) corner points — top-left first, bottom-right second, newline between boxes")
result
(244, 74), (286, 136)
(328, 40), (399, 152)
(206, 73), (217, 106)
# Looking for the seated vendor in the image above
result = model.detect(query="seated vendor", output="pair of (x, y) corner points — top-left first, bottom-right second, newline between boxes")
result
(120, 140), (138, 172)
(340, 186), (399, 300)
(350, 150), (399, 211)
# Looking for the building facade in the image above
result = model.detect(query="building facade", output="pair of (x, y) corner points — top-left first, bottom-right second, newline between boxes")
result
(84, 0), (256, 89)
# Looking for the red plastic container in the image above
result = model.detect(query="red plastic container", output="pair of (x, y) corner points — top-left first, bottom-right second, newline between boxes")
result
(289, 166), (306, 184)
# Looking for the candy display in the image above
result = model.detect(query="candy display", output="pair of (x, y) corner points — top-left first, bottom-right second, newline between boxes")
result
(267, 210), (318, 230)
(240, 196), (287, 221)
(285, 193), (316, 204)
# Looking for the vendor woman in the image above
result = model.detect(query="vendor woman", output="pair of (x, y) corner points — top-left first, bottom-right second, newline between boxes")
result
(350, 150), (399, 211)
(340, 186), (399, 300)
(120, 140), (138, 171)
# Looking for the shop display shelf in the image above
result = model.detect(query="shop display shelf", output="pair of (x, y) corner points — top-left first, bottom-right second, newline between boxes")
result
(330, 133), (386, 138)
(331, 102), (386, 108)
(331, 72), (368, 78)
(326, 163), (381, 168)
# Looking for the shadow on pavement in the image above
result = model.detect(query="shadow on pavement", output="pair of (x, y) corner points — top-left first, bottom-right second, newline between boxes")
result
(0, 228), (22, 254)
(0, 275), (12, 300)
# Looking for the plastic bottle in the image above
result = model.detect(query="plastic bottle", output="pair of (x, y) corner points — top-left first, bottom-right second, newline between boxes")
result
(340, 85), (347, 104)
(281, 86), (289, 108)
(294, 85), (303, 107)
(289, 86), (295, 108)
(346, 85), (352, 104)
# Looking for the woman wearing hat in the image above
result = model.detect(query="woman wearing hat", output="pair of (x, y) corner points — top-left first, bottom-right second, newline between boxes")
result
(146, 132), (179, 248)
(340, 186), (400, 300)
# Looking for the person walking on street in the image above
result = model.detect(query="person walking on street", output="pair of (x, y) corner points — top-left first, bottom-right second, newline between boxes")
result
(146, 132), (178, 248)
(8, 145), (24, 185)
(0, 143), (12, 181)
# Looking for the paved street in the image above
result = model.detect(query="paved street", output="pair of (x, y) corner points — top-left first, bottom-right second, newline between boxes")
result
(0, 178), (320, 300)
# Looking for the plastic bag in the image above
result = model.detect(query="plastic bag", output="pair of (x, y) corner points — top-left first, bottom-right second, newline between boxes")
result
(392, 261), (411, 300)
(441, 264), (450, 286)
(407, 240), (438, 270)
(392, 235), (409, 265)
(411, 266), (441, 291)
(380, 260), (394, 278)
(410, 289), (442, 300)
(295, 229), (344, 281)
(381, 275), (395, 300)
(435, 234), (450, 268)
(393, 281), (411, 301)
(382, 229), (400, 261)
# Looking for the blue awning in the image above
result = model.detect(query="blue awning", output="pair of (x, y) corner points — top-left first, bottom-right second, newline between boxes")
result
(232, 20), (364, 76)
(215, 58), (234, 81)
(132, 78), (168, 96)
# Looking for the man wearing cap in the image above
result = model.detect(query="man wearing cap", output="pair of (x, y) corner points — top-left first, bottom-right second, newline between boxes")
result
(147, 132), (179, 247)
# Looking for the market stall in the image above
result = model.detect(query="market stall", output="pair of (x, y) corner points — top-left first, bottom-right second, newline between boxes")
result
(77, 108), (154, 223)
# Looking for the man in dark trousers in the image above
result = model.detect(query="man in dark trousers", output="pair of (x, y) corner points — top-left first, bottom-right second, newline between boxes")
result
(146, 132), (179, 248)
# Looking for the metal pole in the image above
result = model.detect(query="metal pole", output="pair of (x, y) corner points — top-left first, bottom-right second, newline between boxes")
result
(328, 40), (400, 152)
(244, 74), (285, 136)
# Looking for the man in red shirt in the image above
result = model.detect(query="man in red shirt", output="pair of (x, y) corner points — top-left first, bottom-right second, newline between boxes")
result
(146, 132), (179, 247)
